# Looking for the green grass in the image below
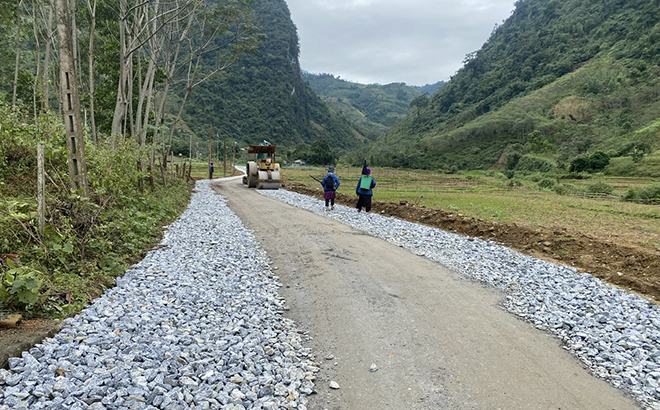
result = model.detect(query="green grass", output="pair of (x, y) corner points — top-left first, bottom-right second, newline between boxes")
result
(282, 166), (660, 250)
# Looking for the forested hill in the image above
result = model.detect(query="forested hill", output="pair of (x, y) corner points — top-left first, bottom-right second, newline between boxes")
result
(302, 72), (444, 137)
(367, 0), (660, 174)
(180, 0), (363, 159)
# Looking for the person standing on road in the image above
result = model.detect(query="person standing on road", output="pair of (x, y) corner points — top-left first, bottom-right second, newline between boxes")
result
(322, 166), (341, 211)
(209, 162), (214, 180)
(356, 167), (376, 212)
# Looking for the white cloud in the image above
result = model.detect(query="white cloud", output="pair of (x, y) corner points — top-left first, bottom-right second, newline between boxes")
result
(286, 0), (516, 85)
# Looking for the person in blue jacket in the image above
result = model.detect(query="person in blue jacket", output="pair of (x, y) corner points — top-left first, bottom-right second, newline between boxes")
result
(356, 167), (376, 212)
(322, 166), (341, 210)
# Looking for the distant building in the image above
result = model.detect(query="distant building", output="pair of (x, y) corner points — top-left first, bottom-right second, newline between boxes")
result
(293, 159), (307, 166)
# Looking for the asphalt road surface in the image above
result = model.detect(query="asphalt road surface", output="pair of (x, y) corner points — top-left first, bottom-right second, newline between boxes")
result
(213, 179), (640, 410)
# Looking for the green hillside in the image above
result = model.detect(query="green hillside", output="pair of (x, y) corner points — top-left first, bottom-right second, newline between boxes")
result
(363, 0), (660, 175)
(303, 72), (444, 138)
(302, 73), (444, 136)
(179, 0), (364, 161)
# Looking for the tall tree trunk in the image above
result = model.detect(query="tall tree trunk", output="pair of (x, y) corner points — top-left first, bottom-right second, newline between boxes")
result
(85, 0), (97, 144)
(12, 0), (23, 107)
(55, 0), (89, 196)
(111, 0), (128, 136)
(32, 0), (41, 122)
(42, 2), (54, 113)
(69, 0), (80, 77)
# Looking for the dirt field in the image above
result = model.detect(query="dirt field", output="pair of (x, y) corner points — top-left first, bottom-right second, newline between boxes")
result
(286, 183), (660, 302)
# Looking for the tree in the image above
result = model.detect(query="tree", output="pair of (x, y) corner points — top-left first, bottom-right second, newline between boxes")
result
(161, 0), (260, 165)
(110, 0), (259, 147)
(12, 0), (23, 107)
(55, 0), (89, 196)
(569, 155), (590, 173)
(410, 94), (429, 113)
(307, 140), (334, 165)
(588, 151), (610, 171)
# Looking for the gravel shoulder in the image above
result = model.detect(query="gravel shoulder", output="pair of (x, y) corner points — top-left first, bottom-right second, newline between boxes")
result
(214, 179), (640, 410)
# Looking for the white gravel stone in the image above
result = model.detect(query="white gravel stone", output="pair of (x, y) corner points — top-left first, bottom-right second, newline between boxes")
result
(0, 180), (317, 410)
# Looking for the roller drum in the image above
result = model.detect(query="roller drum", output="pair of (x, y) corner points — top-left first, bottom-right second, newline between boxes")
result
(246, 161), (258, 188)
(256, 170), (281, 189)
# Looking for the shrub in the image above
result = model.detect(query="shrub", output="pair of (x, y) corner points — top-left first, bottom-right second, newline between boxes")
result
(527, 173), (544, 182)
(506, 151), (522, 170)
(562, 172), (593, 180)
(605, 157), (638, 176)
(569, 155), (590, 173)
(637, 184), (660, 203)
(622, 188), (639, 202)
(569, 151), (610, 173)
(0, 260), (42, 311)
(553, 183), (576, 195)
(0, 102), (191, 318)
(622, 184), (660, 204)
(589, 151), (610, 171)
(587, 181), (614, 194)
(516, 155), (556, 173)
(538, 178), (556, 189)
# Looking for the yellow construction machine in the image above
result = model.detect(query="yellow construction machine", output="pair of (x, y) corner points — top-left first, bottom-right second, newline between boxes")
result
(244, 144), (281, 189)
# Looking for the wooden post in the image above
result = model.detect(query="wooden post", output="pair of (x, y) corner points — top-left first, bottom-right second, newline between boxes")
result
(137, 160), (143, 191)
(232, 141), (236, 170)
(223, 134), (227, 177)
(148, 165), (155, 190)
(159, 157), (166, 186)
(208, 126), (212, 179)
(37, 143), (45, 237)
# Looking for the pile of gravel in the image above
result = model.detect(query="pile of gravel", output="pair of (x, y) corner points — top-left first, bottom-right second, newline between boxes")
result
(260, 188), (660, 410)
(0, 180), (317, 410)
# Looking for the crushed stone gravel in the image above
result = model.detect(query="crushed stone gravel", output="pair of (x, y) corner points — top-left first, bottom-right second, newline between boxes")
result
(0, 181), (317, 410)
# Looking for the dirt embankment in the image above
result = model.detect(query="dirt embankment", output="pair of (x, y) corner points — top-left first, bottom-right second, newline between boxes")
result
(287, 183), (660, 301)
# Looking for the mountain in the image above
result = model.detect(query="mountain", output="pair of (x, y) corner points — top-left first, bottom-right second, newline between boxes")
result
(179, 0), (365, 160)
(365, 0), (660, 175)
(415, 81), (445, 95)
(301, 73), (442, 138)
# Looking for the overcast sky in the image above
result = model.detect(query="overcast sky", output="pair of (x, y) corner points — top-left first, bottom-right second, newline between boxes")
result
(285, 0), (517, 86)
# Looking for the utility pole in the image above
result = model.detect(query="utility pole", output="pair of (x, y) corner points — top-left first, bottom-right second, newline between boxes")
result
(55, 0), (89, 196)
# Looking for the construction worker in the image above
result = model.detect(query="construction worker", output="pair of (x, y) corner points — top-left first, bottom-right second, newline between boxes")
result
(356, 167), (376, 212)
(322, 166), (341, 210)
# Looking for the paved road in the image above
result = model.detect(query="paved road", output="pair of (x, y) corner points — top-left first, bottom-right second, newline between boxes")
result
(213, 179), (640, 410)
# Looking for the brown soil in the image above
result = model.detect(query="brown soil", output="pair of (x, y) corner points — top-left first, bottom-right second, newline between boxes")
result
(286, 183), (660, 301)
(0, 319), (63, 368)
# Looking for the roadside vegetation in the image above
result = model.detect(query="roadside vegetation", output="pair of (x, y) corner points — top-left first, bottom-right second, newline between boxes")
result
(0, 103), (191, 319)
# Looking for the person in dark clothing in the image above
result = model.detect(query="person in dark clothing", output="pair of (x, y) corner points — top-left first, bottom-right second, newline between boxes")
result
(356, 167), (376, 212)
(322, 166), (341, 210)
(209, 162), (214, 180)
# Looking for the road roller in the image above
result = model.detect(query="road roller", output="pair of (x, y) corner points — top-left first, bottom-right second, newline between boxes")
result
(244, 144), (281, 189)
